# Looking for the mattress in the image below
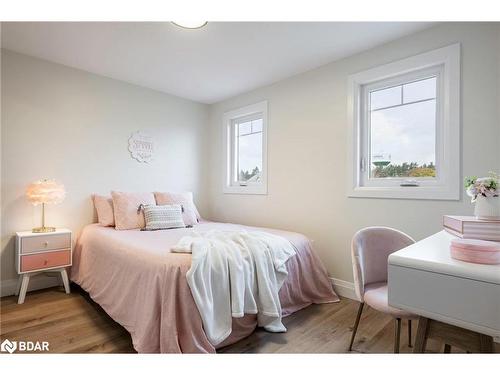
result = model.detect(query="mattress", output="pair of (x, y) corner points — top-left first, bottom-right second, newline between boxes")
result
(70, 221), (339, 353)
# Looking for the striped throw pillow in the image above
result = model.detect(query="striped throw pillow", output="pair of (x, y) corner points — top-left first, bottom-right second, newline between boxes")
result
(142, 204), (186, 231)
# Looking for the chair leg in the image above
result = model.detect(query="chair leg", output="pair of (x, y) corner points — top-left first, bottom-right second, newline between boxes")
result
(408, 319), (412, 347)
(413, 317), (429, 353)
(394, 318), (402, 353)
(348, 302), (364, 351)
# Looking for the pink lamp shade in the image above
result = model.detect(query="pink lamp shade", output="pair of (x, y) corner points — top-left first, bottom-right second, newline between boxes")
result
(26, 179), (65, 205)
(26, 179), (65, 232)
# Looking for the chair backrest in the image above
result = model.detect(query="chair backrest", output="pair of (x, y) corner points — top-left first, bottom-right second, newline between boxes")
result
(351, 227), (415, 302)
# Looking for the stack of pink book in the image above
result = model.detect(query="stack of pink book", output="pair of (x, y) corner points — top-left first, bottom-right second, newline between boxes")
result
(443, 215), (500, 241)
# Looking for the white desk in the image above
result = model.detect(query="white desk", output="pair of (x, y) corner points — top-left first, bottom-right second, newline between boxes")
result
(388, 230), (499, 352)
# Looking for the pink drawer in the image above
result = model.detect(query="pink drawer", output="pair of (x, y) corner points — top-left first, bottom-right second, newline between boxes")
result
(21, 233), (70, 254)
(20, 249), (71, 272)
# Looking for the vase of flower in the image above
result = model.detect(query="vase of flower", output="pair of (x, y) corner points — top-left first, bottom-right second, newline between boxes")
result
(473, 195), (500, 219)
(465, 172), (500, 220)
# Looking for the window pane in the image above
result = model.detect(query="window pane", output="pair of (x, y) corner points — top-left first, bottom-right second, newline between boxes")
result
(370, 86), (401, 110)
(238, 121), (252, 136)
(403, 77), (437, 103)
(370, 100), (436, 178)
(251, 119), (263, 133)
(237, 132), (262, 182)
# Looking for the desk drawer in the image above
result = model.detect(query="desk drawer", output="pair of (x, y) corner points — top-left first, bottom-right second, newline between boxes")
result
(20, 249), (71, 272)
(21, 233), (71, 254)
(388, 264), (500, 337)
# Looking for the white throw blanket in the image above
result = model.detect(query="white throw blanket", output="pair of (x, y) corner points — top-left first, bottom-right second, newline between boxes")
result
(171, 230), (297, 346)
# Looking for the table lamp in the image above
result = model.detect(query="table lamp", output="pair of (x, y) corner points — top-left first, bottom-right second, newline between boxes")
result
(26, 179), (66, 233)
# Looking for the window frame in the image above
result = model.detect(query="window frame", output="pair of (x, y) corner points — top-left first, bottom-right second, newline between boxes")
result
(223, 101), (268, 195)
(347, 44), (461, 200)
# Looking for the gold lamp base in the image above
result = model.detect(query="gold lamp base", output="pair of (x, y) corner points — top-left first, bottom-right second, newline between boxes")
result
(32, 226), (56, 233)
(31, 202), (56, 233)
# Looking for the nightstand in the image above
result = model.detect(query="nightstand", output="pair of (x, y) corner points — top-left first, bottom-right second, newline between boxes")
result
(15, 229), (72, 304)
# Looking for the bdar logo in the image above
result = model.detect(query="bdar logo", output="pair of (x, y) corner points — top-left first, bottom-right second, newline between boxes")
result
(0, 339), (49, 353)
(1, 339), (17, 353)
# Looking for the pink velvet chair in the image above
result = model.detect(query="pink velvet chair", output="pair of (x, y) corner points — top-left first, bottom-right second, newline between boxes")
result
(348, 227), (419, 353)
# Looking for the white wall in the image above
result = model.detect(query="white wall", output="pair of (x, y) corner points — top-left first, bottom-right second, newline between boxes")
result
(1, 50), (209, 286)
(207, 23), (500, 284)
(2, 23), (499, 295)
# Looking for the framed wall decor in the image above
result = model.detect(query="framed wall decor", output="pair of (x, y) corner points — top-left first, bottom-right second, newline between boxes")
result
(128, 131), (154, 163)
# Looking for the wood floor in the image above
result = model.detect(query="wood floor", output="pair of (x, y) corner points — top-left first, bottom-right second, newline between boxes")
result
(1, 285), (497, 354)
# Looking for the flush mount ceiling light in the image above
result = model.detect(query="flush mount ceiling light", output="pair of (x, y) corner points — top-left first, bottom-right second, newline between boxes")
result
(171, 21), (208, 29)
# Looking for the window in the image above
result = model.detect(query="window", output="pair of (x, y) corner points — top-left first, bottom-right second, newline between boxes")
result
(365, 71), (438, 184)
(347, 44), (460, 200)
(223, 101), (268, 194)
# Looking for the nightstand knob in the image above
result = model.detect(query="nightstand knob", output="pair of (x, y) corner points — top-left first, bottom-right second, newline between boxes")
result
(43, 241), (49, 247)
(44, 260), (48, 265)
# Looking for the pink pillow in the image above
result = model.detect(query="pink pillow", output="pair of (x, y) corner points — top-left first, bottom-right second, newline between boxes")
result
(154, 192), (200, 227)
(111, 191), (156, 230)
(92, 194), (115, 227)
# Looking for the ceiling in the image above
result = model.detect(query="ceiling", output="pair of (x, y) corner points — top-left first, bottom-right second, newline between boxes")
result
(1, 22), (436, 104)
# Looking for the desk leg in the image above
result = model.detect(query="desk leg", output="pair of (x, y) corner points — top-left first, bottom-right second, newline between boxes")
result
(408, 319), (412, 347)
(414, 317), (494, 353)
(479, 334), (494, 353)
(413, 317), (429, 353)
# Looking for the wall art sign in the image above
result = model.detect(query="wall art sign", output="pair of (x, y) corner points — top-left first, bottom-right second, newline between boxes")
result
(128, 131), (154, 163)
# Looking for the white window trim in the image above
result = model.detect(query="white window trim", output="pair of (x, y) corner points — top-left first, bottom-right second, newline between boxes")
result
(223, 101), (268, 195)
(347, 43), (461, 200)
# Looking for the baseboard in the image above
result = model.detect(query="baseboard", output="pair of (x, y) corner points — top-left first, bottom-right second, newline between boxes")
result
(330, 277), (358, 301)
(1, 274), (62, 297)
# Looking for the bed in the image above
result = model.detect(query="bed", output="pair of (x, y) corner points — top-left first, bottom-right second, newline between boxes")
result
(70, 221), (339, 353)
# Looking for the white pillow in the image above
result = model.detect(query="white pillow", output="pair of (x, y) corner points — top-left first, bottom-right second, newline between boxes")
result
(142, 204), (186, 231)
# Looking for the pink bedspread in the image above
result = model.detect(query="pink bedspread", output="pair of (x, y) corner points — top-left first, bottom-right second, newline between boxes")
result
(71, 222), (339, 353)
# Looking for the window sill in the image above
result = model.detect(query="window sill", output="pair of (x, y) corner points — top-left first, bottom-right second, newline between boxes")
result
(223, 185), (267, 195)
(348, 185), (459, 201)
